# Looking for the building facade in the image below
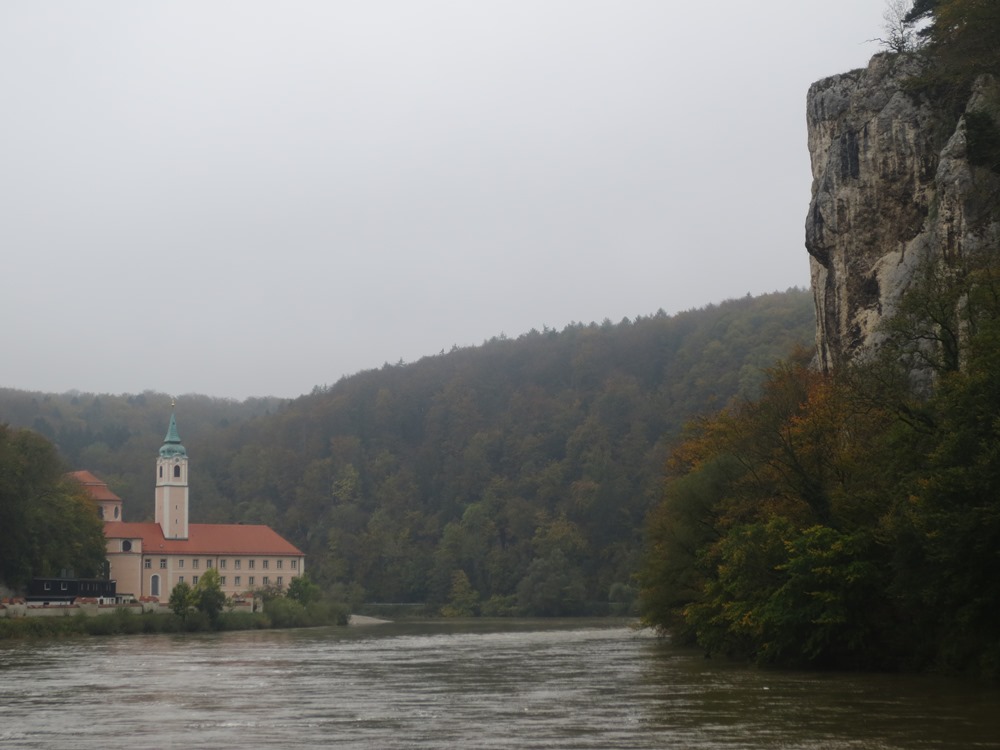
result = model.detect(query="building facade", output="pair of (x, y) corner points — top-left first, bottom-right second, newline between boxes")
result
(78, 411), (305, 603)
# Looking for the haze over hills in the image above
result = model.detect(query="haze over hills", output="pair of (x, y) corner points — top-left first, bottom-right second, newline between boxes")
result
(0, 290), (814, 613)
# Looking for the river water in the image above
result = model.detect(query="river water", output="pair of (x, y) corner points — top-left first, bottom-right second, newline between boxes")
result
(1, 620), (998, 749)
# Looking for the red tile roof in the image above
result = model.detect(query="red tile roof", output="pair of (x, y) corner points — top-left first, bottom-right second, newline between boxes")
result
(105, 522), (304, 556)
(68, 470), (122, 502)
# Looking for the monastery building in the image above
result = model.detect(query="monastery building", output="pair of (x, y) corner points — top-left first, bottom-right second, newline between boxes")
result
(72, 411), (305, 602)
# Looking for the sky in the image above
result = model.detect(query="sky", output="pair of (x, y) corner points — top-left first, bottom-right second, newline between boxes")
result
(1, 1), (888, 400)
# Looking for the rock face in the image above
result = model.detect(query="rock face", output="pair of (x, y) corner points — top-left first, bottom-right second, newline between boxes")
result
(805, 53), (1000, 370)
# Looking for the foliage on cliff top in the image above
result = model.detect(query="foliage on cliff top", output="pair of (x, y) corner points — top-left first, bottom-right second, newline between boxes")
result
(906, 0), (1000, 81)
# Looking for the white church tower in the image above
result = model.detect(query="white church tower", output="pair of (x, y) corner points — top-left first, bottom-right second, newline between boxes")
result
(155, 406), (189, 540)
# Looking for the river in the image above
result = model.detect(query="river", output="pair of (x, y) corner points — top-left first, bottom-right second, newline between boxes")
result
(1, 619), (998, 749)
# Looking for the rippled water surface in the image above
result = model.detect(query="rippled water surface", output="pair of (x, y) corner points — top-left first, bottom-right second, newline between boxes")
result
(1, 620), (999, 749)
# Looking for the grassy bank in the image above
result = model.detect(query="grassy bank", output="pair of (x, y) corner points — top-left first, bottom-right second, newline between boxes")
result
(0, 599), (349, 639)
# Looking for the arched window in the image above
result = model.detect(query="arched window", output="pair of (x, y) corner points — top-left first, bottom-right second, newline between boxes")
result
(114, 506), (120, 519)
(150, 574), (160, 598)
(159, 466), (163, 478)
(174, 465), (181, 478)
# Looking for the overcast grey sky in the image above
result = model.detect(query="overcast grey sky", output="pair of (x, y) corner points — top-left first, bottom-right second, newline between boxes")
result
(2, 1), (886, 400)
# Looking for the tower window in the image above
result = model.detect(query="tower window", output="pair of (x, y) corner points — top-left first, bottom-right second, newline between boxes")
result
(174, 465), (181, 478)
(159, 466), (163, 478)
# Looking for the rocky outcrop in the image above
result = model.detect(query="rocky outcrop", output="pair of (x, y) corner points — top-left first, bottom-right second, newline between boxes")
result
(805, 53), (1000, 370)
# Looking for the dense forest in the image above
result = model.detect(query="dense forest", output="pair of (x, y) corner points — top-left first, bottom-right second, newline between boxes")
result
(1, 290), (813, 613)
(641, 0), (1000, 679)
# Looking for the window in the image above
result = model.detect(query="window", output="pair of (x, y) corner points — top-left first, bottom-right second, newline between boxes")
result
(235, 576), (241, 586)
(220, 576), (226, 586)
(144, 559), (151, 569)
(248, 576), (255, 586)
(192, 559), (199, 569)
(98, 506), (104, 519)
(248, 560), (255, 569)
(151, 575), (160, 597)
(173, 465), (180, 478)
(114, 506), (120, 519)
(44, 582), (51, 591)
(206, 560), (213, 568)
(234, 560), (241, 570)
(277, 577), (283, 586)
(122, 540), (132, 552)
(291, 560), (298, 570)
(178, 559), (184, 569)
(276, 560), (283, 570)
(160, 559), (167, 569)
(262, 560), (269, 570)
(178, 576), (184, 583)
(61, 582), (68, 591)
(192, 575), (199, 585)
(220, 559), (227, 569)
(159, 466), (163, 478)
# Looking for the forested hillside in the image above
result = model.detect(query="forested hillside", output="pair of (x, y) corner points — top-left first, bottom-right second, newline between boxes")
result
(1, 290), (812, 613)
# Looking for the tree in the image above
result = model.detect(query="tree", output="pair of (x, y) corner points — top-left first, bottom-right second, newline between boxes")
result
(873, 0), (921, 52)
(0, 425), (107, 589)
(516, 550), (587, 616)
(169, 581), (194, 619)
(440, 570), (479, 617)
(286, 574), (321, 606)
(193, 568), (226, 624)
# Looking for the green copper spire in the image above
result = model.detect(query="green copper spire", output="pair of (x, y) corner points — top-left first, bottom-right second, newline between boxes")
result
(159, 406), (187, 458)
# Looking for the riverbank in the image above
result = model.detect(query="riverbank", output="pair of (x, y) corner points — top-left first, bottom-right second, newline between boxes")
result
(348, 614), (391, 626)
(0, 599), (350, 639)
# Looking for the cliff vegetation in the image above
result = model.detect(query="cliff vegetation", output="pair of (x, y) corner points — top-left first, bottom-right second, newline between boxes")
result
(640, 0), (1000, 678)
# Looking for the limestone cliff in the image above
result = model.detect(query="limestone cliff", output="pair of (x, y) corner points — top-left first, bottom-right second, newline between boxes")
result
(805, 53), (1000, 370)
